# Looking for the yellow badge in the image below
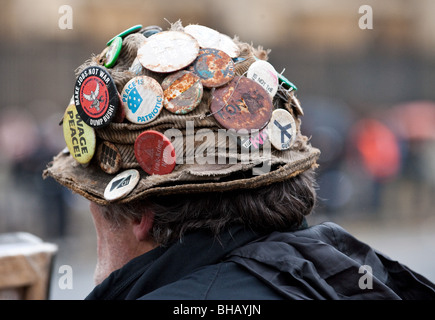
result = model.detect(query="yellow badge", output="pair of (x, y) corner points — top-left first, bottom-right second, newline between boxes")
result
(63, 104), (96, 164)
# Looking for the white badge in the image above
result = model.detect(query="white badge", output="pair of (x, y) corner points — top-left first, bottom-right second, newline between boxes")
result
(104, 169), (140, 201)
(137, 31), (199, 73)
(267, 109), (297, 150)
(121, 76), (164, 124)
(184, 24), (240, 58)
(247, 60), (279, 98)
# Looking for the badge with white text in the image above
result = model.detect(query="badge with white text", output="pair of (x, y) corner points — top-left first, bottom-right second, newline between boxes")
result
(104, 169), (140, 201)
(62, 104), (96, 164)
(121, 76), (164, 124)
(74, 66), (119, 128)
(267, 109), (297, 150)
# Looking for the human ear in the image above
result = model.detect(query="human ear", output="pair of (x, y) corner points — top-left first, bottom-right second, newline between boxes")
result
(132, 213), (154, 242)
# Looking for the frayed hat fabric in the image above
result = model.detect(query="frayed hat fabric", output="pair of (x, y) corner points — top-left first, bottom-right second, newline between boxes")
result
(43, 21), (320, 205)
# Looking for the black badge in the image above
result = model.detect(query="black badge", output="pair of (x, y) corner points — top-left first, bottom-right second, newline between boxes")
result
(74, 66), (119, 128)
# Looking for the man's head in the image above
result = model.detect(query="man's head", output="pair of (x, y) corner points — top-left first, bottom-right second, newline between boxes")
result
(42, 22), (321, 284)
(89, 168), (317, 284)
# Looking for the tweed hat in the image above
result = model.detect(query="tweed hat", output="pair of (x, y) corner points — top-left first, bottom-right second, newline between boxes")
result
(43, 21), (320, 205)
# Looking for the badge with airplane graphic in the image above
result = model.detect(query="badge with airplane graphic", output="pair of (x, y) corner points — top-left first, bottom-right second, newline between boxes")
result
(74, 66), (119, 128)
(267, 109), (297, 151)
(104, 169), (140, 201)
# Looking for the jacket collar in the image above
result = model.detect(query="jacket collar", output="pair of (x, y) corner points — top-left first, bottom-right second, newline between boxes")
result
(86, 225), (261, 300)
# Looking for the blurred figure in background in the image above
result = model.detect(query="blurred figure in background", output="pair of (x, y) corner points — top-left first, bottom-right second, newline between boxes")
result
(0, 108), (69, 238)
(347, 117), (401, 212)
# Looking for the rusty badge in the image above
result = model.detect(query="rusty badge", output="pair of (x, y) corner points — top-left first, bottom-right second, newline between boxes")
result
(191, 48), (235, 88)
(210, 77), (273, 131)
(161, 71), (203, 115)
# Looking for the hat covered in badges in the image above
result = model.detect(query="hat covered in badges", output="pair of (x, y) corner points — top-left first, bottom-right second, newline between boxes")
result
(43, 21), (320, 205)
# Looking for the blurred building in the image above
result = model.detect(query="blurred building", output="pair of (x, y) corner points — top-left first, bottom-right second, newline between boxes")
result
(0, 0), (434, 236)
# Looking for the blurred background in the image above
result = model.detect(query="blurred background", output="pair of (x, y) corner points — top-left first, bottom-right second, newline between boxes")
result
(0, 0), (434, 299)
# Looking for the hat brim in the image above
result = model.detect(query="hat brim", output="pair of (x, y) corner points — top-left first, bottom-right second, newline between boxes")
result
(43, 145), (320, 205)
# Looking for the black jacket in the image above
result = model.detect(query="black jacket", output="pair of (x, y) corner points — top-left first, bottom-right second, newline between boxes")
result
(86, 222), (435, 300)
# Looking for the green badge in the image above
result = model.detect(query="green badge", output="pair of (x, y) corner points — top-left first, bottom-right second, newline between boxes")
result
(63, 104), (96, 164)
(104, 36), (122, 68)
(106, 24), (143, 46)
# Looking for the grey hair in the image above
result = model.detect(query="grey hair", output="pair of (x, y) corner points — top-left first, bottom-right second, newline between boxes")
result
(98, 168), (318, 246)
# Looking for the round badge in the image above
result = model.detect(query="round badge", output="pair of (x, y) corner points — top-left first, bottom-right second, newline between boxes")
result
(97, 141), (122, 174)
(137, 31), (199, 73)
(134, 130), (176, 175)
(142, 25), (163, 38)
(161, 71), (203, 115)
(184, 24), (241, 58)
(74, 66), (119, 128)
(247, 60), (279, 98)
(104, 36), (122, 68)
(62, 104), (96, 164)
(121, 76), (164, 124)
(267, 109), (297, 151)
(210, 77), (273, 131)
(107, 24), (143, 46)
(104, 169), (140, 201)
(191, 48), (235, 88)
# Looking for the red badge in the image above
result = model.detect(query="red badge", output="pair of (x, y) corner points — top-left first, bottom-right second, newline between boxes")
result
(134, 130), (176, 175)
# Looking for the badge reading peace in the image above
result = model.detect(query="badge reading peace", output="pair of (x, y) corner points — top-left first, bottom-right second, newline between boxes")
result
(62, 103), (96, 164)
(121, 76), (164, 124)
(74, 66), (119, 128)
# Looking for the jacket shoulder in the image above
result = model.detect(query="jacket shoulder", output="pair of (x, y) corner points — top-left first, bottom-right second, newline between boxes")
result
(139, 261), (283, 300)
